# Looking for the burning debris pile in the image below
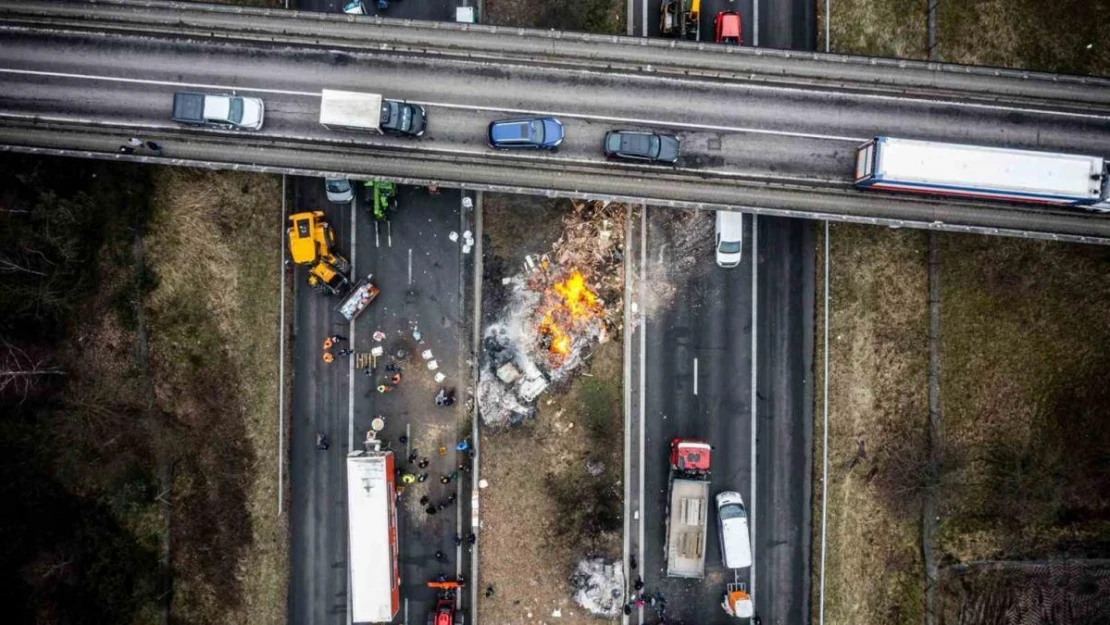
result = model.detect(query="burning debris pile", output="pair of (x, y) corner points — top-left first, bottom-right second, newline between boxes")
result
(479, 200), (625, 427)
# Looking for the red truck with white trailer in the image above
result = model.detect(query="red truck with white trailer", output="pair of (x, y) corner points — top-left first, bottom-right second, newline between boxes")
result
(348, 442), (400, 623)
(665, 438), (712, 578)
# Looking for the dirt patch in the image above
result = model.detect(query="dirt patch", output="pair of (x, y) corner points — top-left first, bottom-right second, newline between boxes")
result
(813, 224), (929, 625)
(478, 194), (625, 624)
(479, 340), (623, 625)
(144, 168), (287, 625)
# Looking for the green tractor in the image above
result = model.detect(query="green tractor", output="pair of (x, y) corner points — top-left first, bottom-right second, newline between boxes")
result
(363, 180), (398, 221)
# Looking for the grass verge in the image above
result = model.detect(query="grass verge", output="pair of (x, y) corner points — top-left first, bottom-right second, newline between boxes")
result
(813, 224), (928, 625)
(818, 0), (1110, 75)
(485, 0), (624, 34)
(478, 339), (623, 625)
(937, 236), (1110, 561)
(144, 168), (287, 625)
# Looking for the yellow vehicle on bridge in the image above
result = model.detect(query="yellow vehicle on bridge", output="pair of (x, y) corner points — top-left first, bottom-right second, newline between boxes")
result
(660, 0), (700, 40)
(287, 211), (352, 296)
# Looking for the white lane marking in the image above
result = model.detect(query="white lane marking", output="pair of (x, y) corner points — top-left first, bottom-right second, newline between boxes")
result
(637, 206), (647, 625)
(348, 189), (357, 451)
(753, 0), (760, 48)
(421, 103), (868, 142)
(347, 179), (359, 625)
(621, 205), (633, 625)
(0, 67), (317, 96)
(407, 248), (413, 287)
(5, 66), (1104, 125)
(374, 220), (380, 248)
(693, 357), (698, 396)
(642, 0), (648, 38)
(388, 221), (392, 248)
(404, 597), (409, 625)
(818, 221), (830, 625)
(749, 213), (758, 599)
(278, 174), (286, 517)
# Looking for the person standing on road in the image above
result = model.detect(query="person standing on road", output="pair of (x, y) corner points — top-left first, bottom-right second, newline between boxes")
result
(126, 137), (143, 148)
(329, 334), (346, 343)
(338, 348), (354, 357)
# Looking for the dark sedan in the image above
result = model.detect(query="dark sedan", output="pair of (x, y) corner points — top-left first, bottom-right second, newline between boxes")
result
(604, 130), (681, 163)
(488, 117), (564, 150)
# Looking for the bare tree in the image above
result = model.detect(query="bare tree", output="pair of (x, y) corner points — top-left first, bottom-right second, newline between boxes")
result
(0, 339), (64, 403)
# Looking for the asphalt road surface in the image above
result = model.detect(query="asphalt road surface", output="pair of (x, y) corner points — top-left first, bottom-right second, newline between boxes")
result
(630, 0), (813, 48)
(2, 33), (1107, 184)
(287, 182), (474, 625)
(288, 5), (474, 625)
(640, 209), (756, 625)
(632, 1), (815, 623)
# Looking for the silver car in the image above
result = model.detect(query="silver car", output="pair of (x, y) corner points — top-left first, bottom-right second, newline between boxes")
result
(325, 177), (353, 204)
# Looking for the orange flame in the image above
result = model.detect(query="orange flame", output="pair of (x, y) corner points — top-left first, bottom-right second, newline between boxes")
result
(538, 270), (600, 358)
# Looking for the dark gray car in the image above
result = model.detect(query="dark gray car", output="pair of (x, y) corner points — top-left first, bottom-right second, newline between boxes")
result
(604, 130), (680, 163)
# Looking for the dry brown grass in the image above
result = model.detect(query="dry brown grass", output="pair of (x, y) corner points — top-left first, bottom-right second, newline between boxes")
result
(819, 0), (1110, 75)
(937, 0), (1110, 75)
(813, 224), (929, 625)
(818, 0), (927, 60)
(937, 235), (1110, 562)
(144, 168), (286, 625)
(478, 340), (623, 625)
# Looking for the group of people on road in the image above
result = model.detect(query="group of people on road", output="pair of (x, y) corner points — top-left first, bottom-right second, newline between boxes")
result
(119, 137), (163, 156)
(623, 578), (668, 618)
(320, 334), (348, 363)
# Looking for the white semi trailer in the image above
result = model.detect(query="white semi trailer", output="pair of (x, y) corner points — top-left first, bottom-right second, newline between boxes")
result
(854, 136), (1108, 207)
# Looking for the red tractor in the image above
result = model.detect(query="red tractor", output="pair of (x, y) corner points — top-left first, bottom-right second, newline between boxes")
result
(427, 580), (464, 625)
(714, 11), (742, 45)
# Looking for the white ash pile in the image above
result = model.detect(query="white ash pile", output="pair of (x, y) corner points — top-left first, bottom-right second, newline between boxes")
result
(569, 557), (626, 617)
(478, 200), (626, 427)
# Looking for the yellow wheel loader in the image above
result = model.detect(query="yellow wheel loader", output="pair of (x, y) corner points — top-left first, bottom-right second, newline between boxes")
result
(287, 211), (352, 296)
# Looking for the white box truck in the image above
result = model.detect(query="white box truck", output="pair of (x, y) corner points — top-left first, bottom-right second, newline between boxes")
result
(320, 89), (426, 137)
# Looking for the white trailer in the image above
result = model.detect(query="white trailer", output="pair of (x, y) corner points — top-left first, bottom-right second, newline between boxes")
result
(854, 136), (1108, 206)
(320, 89), (383, 133)
(348, 448), (400, 623)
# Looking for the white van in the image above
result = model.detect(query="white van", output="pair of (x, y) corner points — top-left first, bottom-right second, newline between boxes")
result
(716, 491), (752, 569)
(715, 211), (743, 268)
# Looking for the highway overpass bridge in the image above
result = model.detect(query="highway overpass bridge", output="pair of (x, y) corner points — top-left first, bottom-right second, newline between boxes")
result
(1, 0), (1109, 242)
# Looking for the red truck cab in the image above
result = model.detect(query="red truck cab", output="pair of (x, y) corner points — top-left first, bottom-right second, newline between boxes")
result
(714, 12), (742, 45)
(670, 438), (712, 476)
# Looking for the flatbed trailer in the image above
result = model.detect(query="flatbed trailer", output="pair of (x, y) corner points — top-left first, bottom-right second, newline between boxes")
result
(336, 274), (380, 321)
(664, 438), (712, 578)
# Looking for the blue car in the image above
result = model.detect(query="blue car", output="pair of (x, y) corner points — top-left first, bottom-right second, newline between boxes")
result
(488, 117), (564, 150)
